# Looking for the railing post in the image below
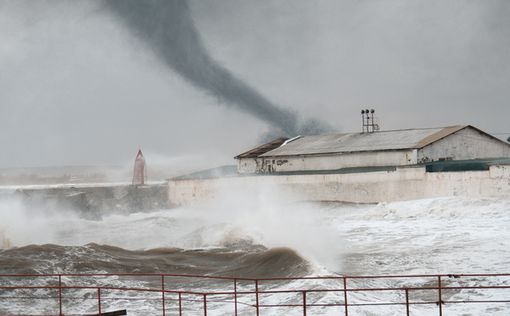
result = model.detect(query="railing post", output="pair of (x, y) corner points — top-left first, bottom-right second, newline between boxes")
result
(58, 275), (62, 316)
(178, 292), (182, 316)
(203, 294), (207, 316)
(234, 278), (238, 316)
(437, 276), (442, 316)
(302, 291), (307, 316)
(97, 288), (102, 316)
(255, 279), (260, 316)
(161, 275), (166, 316)
(405, 289), (410, 316)
(343, 277), (349, 316)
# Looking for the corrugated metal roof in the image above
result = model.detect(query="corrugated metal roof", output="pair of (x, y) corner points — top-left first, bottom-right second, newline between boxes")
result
(260, 126), (468, 157)
(415, 125), (465, 148)
(234, 137), (288, 159)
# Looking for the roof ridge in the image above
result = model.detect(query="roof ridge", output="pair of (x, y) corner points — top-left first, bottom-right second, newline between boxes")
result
(414, 126), (467, 149)
(294, 125), (467, 139)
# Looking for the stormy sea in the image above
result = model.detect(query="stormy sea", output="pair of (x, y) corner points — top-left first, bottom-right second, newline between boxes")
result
(1, 188), (510, 315)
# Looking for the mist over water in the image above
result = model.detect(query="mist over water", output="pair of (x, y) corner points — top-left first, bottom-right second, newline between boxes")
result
(2, 187), (510, 314)
(2, 183), (510, 275)
(0, 184), (338, 275)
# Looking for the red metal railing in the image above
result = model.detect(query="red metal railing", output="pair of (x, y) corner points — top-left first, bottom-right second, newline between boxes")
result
(1, 273), (510, 315)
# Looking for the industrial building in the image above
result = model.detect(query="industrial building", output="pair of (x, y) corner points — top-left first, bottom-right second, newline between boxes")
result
(235, 125), (510, 174)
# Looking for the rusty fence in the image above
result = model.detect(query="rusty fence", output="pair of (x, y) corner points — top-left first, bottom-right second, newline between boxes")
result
(0, 273), (510, 315)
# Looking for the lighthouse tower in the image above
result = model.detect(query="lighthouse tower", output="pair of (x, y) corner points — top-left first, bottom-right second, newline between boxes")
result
(132, 149), (146, 185)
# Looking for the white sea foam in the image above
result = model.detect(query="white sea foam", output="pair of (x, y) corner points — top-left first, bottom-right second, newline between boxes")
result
(2, 195), (510, 314)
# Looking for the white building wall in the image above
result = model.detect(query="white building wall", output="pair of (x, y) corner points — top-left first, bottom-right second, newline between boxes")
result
(168, 165), (510, 206)
(237, 158), (259, 173)
(418, 128), (510, 163)
(263, 150), (417, 173)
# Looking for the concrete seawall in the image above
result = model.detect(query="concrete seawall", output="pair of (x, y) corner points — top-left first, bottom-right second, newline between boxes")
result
(168, 165), (510, 206)
(0, 183), (169, 219)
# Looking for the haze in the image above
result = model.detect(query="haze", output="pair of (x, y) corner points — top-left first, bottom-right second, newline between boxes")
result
(1, 0), (509, 168)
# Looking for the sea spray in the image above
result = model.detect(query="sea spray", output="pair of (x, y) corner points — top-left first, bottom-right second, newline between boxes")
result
(1, 195), (510, 315)
(193, 180), (343, 273)
(0, 182), (339, 272)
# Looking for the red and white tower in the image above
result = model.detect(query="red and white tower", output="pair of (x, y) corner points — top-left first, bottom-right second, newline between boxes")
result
(132, 149), (146, 185)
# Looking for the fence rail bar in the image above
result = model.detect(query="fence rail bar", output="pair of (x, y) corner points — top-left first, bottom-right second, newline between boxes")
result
(178, 292), (182, 316)
(343, 276), (349, 316)
(2, 272), (510, 280)
(86, 310), (127, 316)
(405, 288), (410, 316)
(255, 279), (260, 316)
(302, 291), (307, 316)
(161, 275), (166, 316)
(2, 273), (510, 315)
(438, 275), (443, 316)
(3, 284), (510, 295)
(203, 294), (207, 316)
(58, 275), (62, 316)
(233, 278), (238, 316)
(97, 288), (101, 316)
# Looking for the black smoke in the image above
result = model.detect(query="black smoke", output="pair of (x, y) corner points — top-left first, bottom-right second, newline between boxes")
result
(105, 0), (332, 137)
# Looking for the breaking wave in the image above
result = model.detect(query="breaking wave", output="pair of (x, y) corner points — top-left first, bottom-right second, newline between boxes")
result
(0, 243), (309, 277)
(1, 196), (510, 315)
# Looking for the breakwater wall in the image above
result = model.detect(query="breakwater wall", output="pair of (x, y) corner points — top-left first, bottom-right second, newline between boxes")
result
(0, 183), (169, 219)
(168, 165), (510, 206)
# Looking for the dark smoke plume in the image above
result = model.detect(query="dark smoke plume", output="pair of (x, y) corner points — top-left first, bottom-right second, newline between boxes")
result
(105, 0), (332, 137)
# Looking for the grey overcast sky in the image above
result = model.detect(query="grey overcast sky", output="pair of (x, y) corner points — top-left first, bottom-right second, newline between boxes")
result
(1, 0), (509, 168)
